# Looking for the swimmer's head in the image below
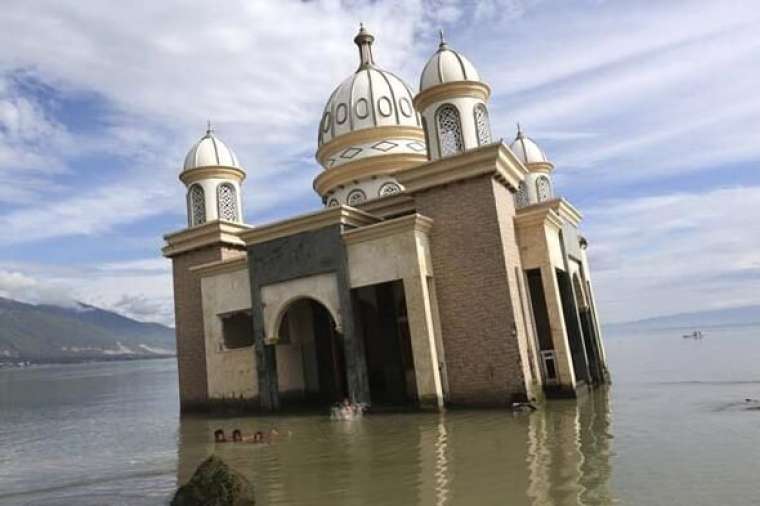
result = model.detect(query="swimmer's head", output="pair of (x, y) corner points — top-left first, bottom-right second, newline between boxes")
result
(253, 431), (265, 442)
(214, 429), (226, 442)
(232, 429), (242, 442)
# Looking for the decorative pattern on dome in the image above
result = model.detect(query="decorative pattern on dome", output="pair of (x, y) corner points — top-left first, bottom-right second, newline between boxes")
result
(378, 182), (401, 197)
(474, 104), (491, 146)
(217, 183), (239, 221)
(183, 127), (241, 172)
(536, 176), (552, 202)
(436, 104), (464, 156)
(317, 26), (421, 148)
(188, 184), (206, 226)
(347, 189), (367, 206)
(420, 32), (482, 92)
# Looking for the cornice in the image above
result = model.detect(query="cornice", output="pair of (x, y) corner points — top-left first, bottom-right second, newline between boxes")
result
(355, 193), (416, 218)
(342, 213), (433, 245)
(515, 204), (564, 231)
(525, 161), (555, 174)
(395, 141), (528, 194)
(316, 125), (425, 166)
(240, 205), (381, 246)
(413, 81), (491, 111)
(551, 198), (583, 225)
(190, 254), (248, 277)
(312, 152), (427, 196)
(179, 166), (246, 186)
(162, 220), (250, 257)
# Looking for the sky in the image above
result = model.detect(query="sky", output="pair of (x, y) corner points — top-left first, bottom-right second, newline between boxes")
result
(0, 0), (758, 326)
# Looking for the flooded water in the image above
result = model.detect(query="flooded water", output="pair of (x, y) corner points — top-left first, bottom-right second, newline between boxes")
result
(1, 325), (759, 505)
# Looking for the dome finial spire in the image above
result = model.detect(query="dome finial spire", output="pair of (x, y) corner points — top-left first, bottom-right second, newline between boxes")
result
(516, 122), (524, 139)
(438, 29), (448, 49)
(354, 23), (375, 69)
(206, 119), (214, 135)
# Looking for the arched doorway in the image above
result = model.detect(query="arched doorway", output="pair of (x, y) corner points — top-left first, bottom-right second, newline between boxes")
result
(274, 298), (348, 406)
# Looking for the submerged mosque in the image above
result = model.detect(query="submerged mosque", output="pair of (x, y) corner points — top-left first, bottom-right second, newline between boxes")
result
(163, 27), (610, 412)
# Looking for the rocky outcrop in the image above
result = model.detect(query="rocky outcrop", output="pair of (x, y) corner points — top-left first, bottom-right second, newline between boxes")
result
(172, 455), (255, 506)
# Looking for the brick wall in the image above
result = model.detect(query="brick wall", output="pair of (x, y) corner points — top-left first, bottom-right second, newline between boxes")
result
(414, 176), (528, 405)
(171, 245), (244, 411)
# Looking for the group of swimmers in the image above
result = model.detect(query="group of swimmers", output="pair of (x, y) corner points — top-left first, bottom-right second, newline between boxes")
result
(214, 428), (280, 444)
(330, 398), (366, 420)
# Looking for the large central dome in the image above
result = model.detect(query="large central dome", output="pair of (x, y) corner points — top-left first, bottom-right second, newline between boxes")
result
(314, 26), (427, 207)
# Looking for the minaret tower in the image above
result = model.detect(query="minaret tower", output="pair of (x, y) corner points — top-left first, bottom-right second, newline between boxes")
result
(181, 123), (246, 226)
(509, 124), (555, 208)
(415, 31), (493, 160)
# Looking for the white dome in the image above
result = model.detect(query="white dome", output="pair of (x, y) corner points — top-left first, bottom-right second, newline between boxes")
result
(317, 26), (421, 148)
(509, 126), (550, 165)
(420, 35), (481, 92)
(183, 128), (241, 172)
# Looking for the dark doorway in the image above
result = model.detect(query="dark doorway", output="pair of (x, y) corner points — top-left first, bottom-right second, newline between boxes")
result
(355, 280), (417, 406)
(276, 299), (348, 406)
(556, 269), (591, 383)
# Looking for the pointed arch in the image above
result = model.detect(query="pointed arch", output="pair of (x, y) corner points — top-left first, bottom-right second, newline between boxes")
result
(473, 104), (491, 146)
(217, 183), (239, 222)
(515, 180), (529, 209)
(436, 104), (464, 157)
(187, 184), (206, 226)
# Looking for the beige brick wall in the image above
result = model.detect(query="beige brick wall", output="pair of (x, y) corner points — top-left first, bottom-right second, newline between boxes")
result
(171, 245), (244, 410)
(414, 176), (529, 405)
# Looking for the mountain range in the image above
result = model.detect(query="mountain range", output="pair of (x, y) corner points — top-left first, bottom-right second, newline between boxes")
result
(606, 304), (760, 331)
(0, 297), (175, 363)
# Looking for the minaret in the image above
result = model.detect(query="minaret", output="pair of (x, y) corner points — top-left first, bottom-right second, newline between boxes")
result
(181, 123), (246, 226)
(162, 125), (249, 412)
(509, 124), (555, 208)
(415, 31), (492, 160)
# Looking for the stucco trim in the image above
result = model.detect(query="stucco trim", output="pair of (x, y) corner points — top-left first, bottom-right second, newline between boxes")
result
(524, 161), (555, 174)
(190, 254), (248, 276)
(396, 142), (528, 194)
(312, 153), (427, 196)
(240, 205), (380, 246)
(355, 193), (416, 218)
(315, 125), (425, 165)
(179, 166), (246, 185)
(515, 204), (564, 230)
(162, 220), (250, 257)
(515, 197), (583, 227)
(413, 81), (491, 112)
(342, 213), (433, 245)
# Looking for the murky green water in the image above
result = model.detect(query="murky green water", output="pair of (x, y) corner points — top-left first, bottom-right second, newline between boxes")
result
(1, 325), (759, 505)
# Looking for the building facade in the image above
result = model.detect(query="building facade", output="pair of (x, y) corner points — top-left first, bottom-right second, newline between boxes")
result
(163, 27), (610, 412)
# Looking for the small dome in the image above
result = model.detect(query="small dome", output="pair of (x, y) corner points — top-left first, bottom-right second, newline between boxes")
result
(317, 26), (420, 148)
(183, 126), (241, 172)
(420, 32), (481, 92)
(509, 125), (550, 165)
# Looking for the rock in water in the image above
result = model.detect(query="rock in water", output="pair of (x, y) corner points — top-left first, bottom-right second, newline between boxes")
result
(172, 455), (255, 506)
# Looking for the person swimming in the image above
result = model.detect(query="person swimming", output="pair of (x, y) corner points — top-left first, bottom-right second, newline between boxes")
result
(214, 429), (227, 443)
(232, 429), (243, 442)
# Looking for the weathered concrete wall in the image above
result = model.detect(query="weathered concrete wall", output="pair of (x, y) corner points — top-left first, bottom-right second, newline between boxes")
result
(200, 267), (257, 400)
(248, 225), (369, 408)
(413, 176), (530, 406)
(345, 215), (444, 407)
(170, 246), (244, 411)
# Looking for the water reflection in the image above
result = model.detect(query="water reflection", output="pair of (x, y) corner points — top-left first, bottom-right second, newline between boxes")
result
(176, 389), (613, 506)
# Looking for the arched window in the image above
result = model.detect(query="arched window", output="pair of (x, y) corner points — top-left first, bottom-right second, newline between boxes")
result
(536, 176), (552, 202)
(188, 184), (206, 226)
(474, 104), (491, 146)
(378, 182), (401, 197)
(347, 189), (367, 206)
(436, 104), (464, 157)
(515, 181), (529, 209)
(217, 183), (239, 222)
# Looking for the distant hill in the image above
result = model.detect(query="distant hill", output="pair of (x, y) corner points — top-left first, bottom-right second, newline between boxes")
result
(607, 305), (760, 331)
(0, 297), (175, 363)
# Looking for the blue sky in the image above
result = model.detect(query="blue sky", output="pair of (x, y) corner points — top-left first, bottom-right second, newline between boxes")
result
(0, 0), (758, 325)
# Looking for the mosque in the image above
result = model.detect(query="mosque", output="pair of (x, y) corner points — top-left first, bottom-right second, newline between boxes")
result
(163, 26), (610, 412)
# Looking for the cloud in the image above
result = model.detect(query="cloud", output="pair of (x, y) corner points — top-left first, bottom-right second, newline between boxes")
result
(584, 185), (760, 322)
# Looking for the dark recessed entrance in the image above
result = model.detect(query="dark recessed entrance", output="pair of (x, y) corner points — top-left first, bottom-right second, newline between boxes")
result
(354, 280), (417, 406)
(275, 299), (348, 406)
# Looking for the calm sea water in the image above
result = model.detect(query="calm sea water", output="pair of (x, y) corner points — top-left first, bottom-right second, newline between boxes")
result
(1, 325), (759, 506)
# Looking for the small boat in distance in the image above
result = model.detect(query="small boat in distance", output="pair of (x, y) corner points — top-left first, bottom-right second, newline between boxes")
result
(682, 330), (704, 339)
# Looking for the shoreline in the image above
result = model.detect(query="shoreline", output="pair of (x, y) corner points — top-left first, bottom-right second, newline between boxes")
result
(0, 354), (175, 369)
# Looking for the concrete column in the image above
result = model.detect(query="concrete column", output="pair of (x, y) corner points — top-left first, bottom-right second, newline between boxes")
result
(403, 273), (444, 408)
(540, 265), (576, 390)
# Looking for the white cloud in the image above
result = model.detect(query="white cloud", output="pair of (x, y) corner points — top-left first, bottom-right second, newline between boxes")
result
(584, 185), (760, 322)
